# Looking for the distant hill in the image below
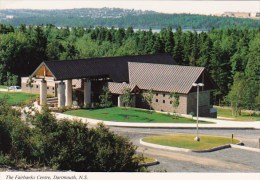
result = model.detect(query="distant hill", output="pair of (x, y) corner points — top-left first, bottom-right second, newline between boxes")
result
(0, 8), (259, 29)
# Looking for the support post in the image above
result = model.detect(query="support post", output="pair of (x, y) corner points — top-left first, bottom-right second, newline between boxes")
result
(118, 95), (122, 107)
(65, 79), (72, 106)
(40, 79), (47, 105)
(132, 95), (136, 107)
(196, 85), (199, 140)
(58, 81), (65, 107)
(84, 79), (91, 107)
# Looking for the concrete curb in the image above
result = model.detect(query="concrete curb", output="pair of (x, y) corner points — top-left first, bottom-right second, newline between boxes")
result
(139, 159), (159, 167)
(140, 139), (192, 152)
(111, 126), (256, 130)
(140, 138), (243, 153)
(192, 144), (231, 153)
(231, 144), (260, 153)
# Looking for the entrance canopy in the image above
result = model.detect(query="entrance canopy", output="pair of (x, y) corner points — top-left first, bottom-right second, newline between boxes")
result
(108, 82), (140, 94)
(30, 54), (176, 82)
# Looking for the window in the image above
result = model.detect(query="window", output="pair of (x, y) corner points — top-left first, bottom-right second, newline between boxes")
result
(156, 93), (158, 96)
(52, 87), (55, 90)
(163, 100), (165, 103)
(36, 85), (39, 88)
(156, 99), (158, 102)
(163, 94), (165, 97)
(47, 87), (49, 89)
(170, 101), (172, 104)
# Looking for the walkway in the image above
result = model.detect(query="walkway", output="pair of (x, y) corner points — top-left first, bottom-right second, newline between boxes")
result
(54, 112), (260, 129)
(28, 100), (260, 130)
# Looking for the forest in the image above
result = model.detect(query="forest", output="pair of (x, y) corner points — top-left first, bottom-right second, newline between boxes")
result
(0, 24), (259, 111)
(1, 8), (260, 29)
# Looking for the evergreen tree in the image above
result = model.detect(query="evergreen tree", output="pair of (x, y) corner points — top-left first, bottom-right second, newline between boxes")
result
(99, 86), (112, 108)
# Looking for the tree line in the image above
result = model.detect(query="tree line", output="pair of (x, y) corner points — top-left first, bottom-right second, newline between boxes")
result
(1, 10), (260, 29)
(0, 24), (259, 110)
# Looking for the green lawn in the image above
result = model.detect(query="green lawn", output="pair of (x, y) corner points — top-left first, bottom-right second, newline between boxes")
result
(64, 107), (213, 123)
(0, 85), (8, 89)
(133, 155), (156, 165)
(0, 92), (38, 106)
(143, 134), (240, 150)
(217, 107), (260, 121)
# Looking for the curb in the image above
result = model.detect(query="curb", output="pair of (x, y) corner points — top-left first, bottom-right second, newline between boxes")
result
(140, 139), (192, 152)
(140, 138), (243, 153)
(111, 125), (256, 130)
(231, 144), (260, 153)
(139, 159), (159, 167)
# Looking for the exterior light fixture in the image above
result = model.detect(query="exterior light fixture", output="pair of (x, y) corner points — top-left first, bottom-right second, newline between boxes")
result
(192, 82), (204, 141)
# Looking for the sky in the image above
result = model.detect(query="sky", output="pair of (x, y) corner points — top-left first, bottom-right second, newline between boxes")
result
(0, 0), (259, 15)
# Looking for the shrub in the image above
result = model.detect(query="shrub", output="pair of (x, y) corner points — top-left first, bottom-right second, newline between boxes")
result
(90, 124), (139, 172)
(99, 86), (112, 108)
(0, 101), (143, 172)
(0, 153), (14, 166)
(0, 97), (33, 162)
(31, 107), (142, 171)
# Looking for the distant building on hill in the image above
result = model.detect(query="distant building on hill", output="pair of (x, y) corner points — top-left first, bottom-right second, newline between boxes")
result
(214, 11), (260, 19)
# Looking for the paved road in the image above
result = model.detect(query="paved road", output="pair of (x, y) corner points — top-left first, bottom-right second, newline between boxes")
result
(111, 127), (260, 172)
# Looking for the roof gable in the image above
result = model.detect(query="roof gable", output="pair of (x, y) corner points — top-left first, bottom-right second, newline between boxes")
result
(108, 82), (140, 94)
(128, 62), (210, 94)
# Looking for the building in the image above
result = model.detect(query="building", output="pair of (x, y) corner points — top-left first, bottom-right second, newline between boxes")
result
(23, 54), (217, 117)
(216, 12), (260, 19)
(108, 62), (216, 117)
(222, 12), (251, 18)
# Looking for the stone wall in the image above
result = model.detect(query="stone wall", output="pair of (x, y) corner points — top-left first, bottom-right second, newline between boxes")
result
(21, 77), (56, 96)
(136, 90), (215, 117)
(21, 77), (82, 97)
(136, 91), (188, 114)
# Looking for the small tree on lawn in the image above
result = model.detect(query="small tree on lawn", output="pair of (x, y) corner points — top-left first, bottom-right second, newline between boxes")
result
(99, 86), (112, 108)
(121, 87), (132, 109)
(227, 73), (246, 117)
(26, 76), (35, 102)
(26, 77), (34, 93)
(5, 72), (18, 87)
(169, 92), (180, 118)
(142, 89), (154, 113)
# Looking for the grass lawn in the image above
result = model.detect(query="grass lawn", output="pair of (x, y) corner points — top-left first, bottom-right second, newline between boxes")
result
(143, 134), (240, 150)
(133, 155), (156, 165)
(0, 92), (38, 106)
(64, 107), (213, 123)
(0, 85), (8, 89)
(217, 107), (260, 121)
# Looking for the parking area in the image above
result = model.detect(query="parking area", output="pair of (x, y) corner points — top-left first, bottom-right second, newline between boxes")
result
(113, 127), (260, 172)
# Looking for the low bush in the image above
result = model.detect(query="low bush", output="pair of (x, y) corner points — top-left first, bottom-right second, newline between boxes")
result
(0, 153), (15, 166)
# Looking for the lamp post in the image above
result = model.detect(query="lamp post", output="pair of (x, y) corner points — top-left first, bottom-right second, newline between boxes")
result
(192, 82), (204, 142)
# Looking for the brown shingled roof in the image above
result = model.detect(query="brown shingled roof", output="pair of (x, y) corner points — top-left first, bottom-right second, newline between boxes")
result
(128, 62), (207, 94)
(32, 54), (176, 81)
(108, 82), (139, 94)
